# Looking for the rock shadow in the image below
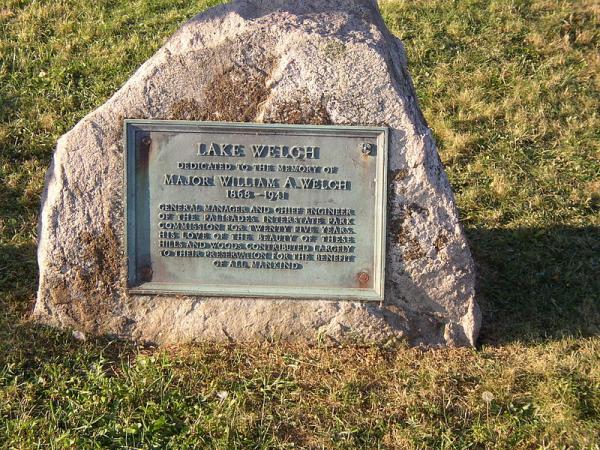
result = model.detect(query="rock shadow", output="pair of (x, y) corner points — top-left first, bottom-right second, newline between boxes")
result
(0, 241), (37, 303)
(466, 225), (599, 345)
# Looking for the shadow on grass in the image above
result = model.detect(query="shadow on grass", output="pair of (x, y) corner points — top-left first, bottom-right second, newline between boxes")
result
(467, 226), (600, 345)
(0, 225), (598, 362)
(0, 241), (37, 308)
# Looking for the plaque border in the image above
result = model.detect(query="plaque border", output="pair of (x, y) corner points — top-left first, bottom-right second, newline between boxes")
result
(124, 120), (388, 301)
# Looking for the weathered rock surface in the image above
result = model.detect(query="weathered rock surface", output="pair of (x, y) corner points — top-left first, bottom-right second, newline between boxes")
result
(34, 0), (481, 346)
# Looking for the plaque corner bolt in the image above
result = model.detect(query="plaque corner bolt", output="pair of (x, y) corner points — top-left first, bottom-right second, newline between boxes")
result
(361, 143), (373, 155)
(141, 135), (152, 147)
(140, 265), (153, 282)
(357, 271), (370, 284)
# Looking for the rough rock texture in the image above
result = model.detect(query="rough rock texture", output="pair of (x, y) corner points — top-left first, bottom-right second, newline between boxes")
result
(34, 0), (481, 346)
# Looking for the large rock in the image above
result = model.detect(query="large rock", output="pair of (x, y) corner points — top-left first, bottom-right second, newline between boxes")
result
(34, 0), (481, 346)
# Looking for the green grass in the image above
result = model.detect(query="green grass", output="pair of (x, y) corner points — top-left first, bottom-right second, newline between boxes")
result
(0, 0), (599, 447)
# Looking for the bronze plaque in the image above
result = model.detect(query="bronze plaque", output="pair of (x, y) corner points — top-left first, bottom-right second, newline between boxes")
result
(125, 120), (388, 300)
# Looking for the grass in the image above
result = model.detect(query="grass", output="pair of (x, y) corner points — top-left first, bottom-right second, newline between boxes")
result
(0, 0), (598, 447)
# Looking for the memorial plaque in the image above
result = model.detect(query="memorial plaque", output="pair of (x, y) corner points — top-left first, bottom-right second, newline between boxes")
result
(124, 120), (388, 300)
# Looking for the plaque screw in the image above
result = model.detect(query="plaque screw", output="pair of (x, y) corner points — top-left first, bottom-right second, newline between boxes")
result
(140, 265), (153, 282)
(361, 143), (372, 155)
(357, 271), (370, 284)
(141, 136), (152, 147)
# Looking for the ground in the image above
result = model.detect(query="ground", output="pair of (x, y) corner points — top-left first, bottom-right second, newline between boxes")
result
(0, 0), (598, 448)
